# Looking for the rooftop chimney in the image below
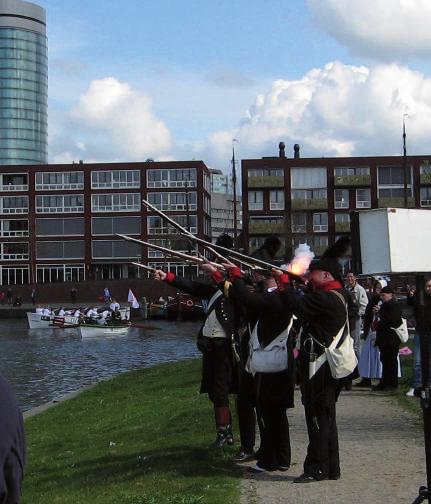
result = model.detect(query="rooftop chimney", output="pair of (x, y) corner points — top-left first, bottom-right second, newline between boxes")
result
(293, 144), (300, 159)
(279, 142), (286, 158)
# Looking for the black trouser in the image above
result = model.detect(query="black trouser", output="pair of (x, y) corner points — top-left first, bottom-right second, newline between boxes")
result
(201, 338), (233, 407)
(236, 368), (256, 453)
(379, 345), (399, 388)
(255, 372), (291, 471)
(303, 401), (339, 478)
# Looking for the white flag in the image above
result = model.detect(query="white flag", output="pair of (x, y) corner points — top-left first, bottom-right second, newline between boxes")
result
(127, 289), (140, 309)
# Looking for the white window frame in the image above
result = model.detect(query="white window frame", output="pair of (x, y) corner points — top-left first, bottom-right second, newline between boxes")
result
(1, 242), (29, 260)
(91, 193), (141, 212)
(147, 169), (197, 188)
(0, 219), (28, 237)
(334, 189), (349, 209)
(147, 192), (197, 211)
(91, 170), (141, 189)
(248, 191), (263, 210)
(0, 196), (29, 214)
(270, 190), (284, 210)
(312, 213), (328, 232)
(36, 195), (84, 214)
(356, 188), (371, 208)
(35, 172), (84, 191)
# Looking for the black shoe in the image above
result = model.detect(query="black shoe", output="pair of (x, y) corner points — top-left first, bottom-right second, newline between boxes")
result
(278, 465), (290, 472)
(329, 473), (341, 480)
(414, 387), (422, 398)
(233, 450), (255, 462)
(293, 472), (326, 483)
(213, 425), (234, 448)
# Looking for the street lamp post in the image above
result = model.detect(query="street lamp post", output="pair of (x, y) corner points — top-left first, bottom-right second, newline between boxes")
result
(232, 139), (238, 249)
(403, 114), (409, 208)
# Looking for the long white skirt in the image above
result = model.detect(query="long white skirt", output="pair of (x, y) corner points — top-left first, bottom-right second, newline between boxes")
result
(358, 331), (402, 379)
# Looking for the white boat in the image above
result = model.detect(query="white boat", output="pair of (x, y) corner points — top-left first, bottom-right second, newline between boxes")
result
(27, 306), (130, 330)
(78, 324), (130, 338)
(27, 312), (79, 329)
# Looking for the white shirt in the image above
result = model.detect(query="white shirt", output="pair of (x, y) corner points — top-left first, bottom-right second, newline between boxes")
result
(110, 302), (120, 311)
(58, 309), (65, 316)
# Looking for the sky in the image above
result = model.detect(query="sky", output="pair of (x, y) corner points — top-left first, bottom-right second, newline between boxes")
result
(35, 0), (431, 172)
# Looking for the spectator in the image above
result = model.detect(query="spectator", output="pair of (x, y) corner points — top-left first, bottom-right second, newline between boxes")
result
(6, 287), (12, 306)
(70, 287), (77, 304)
(103, 287), (111, 304)
(31, 288), (36, 306)
(0, 291), (5, 305)
(0, 376), (26, 503)
(373, 286), (402, 391)
(344, 271), (368, 390)
(406, 279), (431, 397)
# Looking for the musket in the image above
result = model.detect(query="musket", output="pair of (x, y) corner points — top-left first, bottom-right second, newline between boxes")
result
(142, 198), (261, 270)
(142, 198), (233, 264)
(118, 234), (225, 270)
(142, 198), (223, 257)
(141, 199), (301, 275)
(143, 229), (302, 279)
(131, 262), (157, 273)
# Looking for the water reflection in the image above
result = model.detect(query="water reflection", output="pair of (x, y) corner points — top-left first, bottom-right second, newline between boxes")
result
(0, 319), (201, 412)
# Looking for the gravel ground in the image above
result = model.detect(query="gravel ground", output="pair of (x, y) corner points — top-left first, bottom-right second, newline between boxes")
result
(239, 388), (425, 504)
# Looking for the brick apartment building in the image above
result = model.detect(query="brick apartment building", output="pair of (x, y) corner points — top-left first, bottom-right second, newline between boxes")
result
(242, 152), (431, 267)
(0, 160), (211, 286)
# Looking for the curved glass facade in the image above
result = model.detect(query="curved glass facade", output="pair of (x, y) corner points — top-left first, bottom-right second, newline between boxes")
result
(0, 1), (47, 164)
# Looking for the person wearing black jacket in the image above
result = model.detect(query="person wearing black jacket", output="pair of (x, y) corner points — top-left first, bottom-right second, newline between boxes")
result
(276, 237), (356, 483)
(153, 268), (239, 448)
(215, 265), (295, 473)
(406, 279), (431, 396)
(373, 285), (402, 391)
(0, 376), (26, 504)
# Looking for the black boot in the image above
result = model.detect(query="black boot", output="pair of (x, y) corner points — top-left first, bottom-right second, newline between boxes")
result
(213, 425), (234, 448)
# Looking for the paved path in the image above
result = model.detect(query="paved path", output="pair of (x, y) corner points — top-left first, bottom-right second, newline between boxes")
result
(240, 389), (425, 504)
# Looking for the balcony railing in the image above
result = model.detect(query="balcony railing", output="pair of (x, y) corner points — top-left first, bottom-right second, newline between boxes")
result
(291, 198), (328, 210)
(1, 207), (28, 214)
(0, 184), (28, 192)
(313, 224), (328, 232)
(335, 221), (351, 232)
(334, 174), (371, 186)
(1, 253), (29, 260)
(36, 183), (84, 191)
(0, 230), (28, 237)
(378, 197), (415, 208)
(270, 202), (284, 210)
(248, 176), (284, 188)
(334, 201), (349, 209)
(356, 200), (371, 208)
(249, 221), (285, 234)
(37, 206), (84, 213)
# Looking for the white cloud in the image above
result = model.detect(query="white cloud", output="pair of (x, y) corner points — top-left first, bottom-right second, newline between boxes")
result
(308, 0), (431, 61)
(203, 61), (431, 165)
(50, 77), (172, 163)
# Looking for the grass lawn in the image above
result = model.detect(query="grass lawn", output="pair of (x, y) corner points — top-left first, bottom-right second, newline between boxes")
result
(23, 359), (242, 504)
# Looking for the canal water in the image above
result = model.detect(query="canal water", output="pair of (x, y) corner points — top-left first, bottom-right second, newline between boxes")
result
(0, 319), (201, 412)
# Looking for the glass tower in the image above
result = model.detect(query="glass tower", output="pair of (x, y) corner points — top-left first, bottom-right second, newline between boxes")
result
(0, 0), (47, 164)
